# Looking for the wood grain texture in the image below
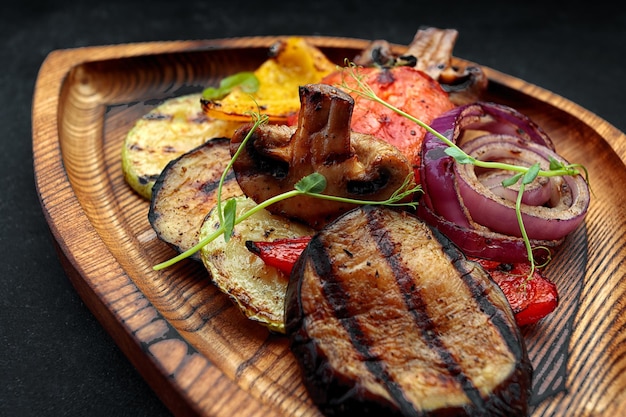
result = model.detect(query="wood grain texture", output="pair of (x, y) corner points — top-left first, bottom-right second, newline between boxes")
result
(32, 36), (626, 416)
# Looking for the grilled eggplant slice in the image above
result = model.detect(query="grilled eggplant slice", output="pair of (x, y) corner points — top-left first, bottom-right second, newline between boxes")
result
(122, 93), (242, 199)
(149, 138), (242, 260)
(199, 196), (313, 332)
(285, 205), (532, 416)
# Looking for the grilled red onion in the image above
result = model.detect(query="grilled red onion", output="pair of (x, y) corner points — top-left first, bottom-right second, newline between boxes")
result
(475, 168), (552, 207)
(420, 102), (555, 227)
(419, 102), (589, 261)
(455, 134), (590, 240)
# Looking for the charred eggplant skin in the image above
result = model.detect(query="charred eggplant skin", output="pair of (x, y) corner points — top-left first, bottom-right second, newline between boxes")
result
(149, 137), (242, 259)
(285, 205), (532, 417)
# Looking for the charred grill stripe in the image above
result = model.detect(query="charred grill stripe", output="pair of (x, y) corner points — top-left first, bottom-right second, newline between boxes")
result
(364, 208), (486, 409)
(309, 237), (420, 417)
(200, 170), (236, 194)
(432, 227), (528, 363)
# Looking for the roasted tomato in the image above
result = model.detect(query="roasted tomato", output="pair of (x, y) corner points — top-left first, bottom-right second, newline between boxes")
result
(322, 65), (455, 182)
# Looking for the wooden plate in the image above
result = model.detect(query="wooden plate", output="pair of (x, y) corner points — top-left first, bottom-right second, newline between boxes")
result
(32, 36), (626, 416)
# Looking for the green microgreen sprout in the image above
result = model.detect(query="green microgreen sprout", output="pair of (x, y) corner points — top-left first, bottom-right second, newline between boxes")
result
(202, 71), (260, 101)
(152, 110), (421, 271)
(338, 62), (588, 280)
(215, 111), (270, 240)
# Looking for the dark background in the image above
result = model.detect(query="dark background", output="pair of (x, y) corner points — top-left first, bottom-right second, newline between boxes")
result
(2, 1), (624, 416)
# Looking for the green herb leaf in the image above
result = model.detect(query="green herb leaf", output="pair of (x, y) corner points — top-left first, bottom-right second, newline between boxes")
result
(220, 71), (259, 93)
(444, 147), (474, 164)
(295, 173), (327, 194)
(548, 157), (565, 171)
(202, 72), (260, 101)
(222, 198), (237, 242)
(522, 163), (541, 185)
(501, 172), (523, 187)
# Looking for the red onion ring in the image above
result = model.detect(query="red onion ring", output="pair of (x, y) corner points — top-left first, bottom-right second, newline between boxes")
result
(476, 168), (552, 206)
(420, 102), (556, 226)
(419, 102), (589, 261)
(455, 135), (590, 240)
(466, 103), (555, 150)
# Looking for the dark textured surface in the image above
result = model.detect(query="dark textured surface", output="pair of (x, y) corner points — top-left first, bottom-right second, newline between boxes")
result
(1, 1), (624, 416)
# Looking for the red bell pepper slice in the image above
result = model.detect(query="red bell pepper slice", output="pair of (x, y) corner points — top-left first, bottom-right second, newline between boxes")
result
(469, 257), (558, 327)
(245, 236), (312, 276)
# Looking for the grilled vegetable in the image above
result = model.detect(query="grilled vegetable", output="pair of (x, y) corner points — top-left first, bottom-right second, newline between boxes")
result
(122, 93), (242, 199)
(245, 236), (312, 276)
(470, 258), (559, 327)
(405, 27), (488, 105)
(149, 138), (242, 260)
(322, 65), (454, 183)
(201, 37), (337, 123)
(351, 27), (488, 105)
(199, 196), (313, 332)
(285, 205), (532, 416)
(230, 83), (416, 229)
(418, 102), (588, 264)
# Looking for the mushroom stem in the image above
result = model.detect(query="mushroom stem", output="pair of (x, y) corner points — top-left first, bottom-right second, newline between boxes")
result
(294, 84), (354, 165)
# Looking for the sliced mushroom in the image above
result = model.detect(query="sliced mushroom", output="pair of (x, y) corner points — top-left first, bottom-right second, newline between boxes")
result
(405, 27), (460, 80)
(406, 27), (488, 105)
(230, 83), (416, 229)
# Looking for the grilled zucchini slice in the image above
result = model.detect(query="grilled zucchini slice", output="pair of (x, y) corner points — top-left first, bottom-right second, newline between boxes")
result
(122, 93), (242, 199)
(199, 196), (314, 333)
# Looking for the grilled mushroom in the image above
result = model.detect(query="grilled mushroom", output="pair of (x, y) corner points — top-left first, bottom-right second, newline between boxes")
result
(230, 83), (415, 229)
(352, 27), (488, 105)
(406, 27), (488, 105)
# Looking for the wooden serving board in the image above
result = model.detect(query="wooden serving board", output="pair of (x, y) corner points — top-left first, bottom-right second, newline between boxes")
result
(32, 36), (626, 416)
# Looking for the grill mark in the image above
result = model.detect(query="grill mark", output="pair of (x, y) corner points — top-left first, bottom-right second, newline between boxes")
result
(364, 208), (486, 409)
(431, 227), (527, 363)
(200, 170), (236, 194)
(309, 237), (419, 416)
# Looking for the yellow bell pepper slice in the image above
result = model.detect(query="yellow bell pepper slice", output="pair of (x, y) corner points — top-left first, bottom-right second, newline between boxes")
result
(202, 37), (337, 123)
